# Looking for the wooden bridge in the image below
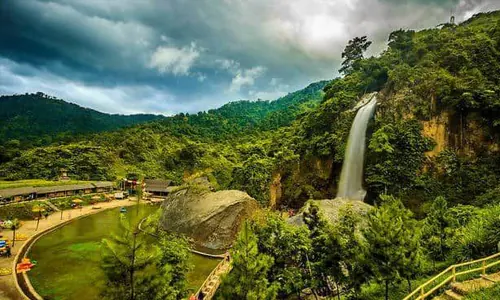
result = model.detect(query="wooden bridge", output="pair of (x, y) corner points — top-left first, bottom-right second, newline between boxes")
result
(193, 254), (232, 300)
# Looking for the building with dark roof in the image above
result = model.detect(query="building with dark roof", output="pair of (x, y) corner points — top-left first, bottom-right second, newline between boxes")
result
(0, 181), (115, 204)
(144, 179), (172, 198)
(0, 187), (36, 203)
(92, 182), (114, 193)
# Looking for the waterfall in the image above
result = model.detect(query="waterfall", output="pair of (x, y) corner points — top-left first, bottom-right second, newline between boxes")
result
(336, 94), (377, 201)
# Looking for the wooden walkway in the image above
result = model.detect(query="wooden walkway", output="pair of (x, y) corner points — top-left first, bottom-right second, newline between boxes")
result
(194, 255), (232, 300)
(433, 272), (500, 299)
(404, 252), (500, 299)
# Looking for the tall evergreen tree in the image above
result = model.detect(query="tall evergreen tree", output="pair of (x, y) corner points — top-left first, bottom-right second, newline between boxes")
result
(303, 203), (342, 298)
(422, 196), (456, 261)
(101, 218), (190, 300)
(364, 195), (423, 300)
(219, 222), (278, 300)
(251, 212), (312, 299)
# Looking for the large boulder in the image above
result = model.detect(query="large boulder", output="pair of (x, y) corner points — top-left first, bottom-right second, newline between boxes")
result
(160, 184), (259, 251)
(288, 198), (372, 226)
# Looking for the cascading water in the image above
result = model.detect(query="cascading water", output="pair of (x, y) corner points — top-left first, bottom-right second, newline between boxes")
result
(336, 94), (377, 201)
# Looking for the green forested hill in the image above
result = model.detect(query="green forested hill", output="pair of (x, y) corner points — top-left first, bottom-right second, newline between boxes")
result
(0, 81), (327, 185)
(145, 80), (328, 140)
(0, 92), (164, 146)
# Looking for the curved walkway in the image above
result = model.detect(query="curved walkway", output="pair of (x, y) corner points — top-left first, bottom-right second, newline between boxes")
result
(0, 199), (138, 300)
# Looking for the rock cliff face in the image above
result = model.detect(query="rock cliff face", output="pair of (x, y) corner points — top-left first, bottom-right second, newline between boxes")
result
(159, 185), (259, 251)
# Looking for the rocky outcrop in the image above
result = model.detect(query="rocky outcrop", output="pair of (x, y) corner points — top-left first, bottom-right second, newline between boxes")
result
(269, 172), (282, 208)
(159, 184), (259, 251)
(288, 198), (372, 227)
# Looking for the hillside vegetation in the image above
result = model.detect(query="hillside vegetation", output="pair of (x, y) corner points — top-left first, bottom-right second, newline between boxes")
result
(0, 81), (327, 199)
(0, 92), (164, 147)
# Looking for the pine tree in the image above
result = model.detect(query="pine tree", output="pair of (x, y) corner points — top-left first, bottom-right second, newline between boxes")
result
(364, 195), (423, 300)
(335, 205), (370, 298)
(101, 218), (190, 300)
(422, 196), (456, 261)
(251, 212), (312, 299)
(303, 202), (342, 298)
(219, 222), (278, 300)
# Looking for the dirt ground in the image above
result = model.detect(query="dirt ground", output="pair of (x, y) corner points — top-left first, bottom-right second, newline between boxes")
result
(0, 199), (138, 300)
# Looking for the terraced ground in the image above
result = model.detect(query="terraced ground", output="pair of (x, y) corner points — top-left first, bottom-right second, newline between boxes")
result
(434, 272), (500, 299)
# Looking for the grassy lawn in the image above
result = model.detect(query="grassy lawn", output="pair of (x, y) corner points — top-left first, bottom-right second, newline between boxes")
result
(0, 179), (93, 190)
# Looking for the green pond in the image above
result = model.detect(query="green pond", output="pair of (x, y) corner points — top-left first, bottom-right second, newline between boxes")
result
(28, 205), (220, 300)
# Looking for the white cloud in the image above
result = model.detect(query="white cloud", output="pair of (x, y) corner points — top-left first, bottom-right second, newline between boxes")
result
(148, 42), (201, 76)
(228, 66), (266, 93)
(0, 58), (176, 115)
(215, 59), (241, 74)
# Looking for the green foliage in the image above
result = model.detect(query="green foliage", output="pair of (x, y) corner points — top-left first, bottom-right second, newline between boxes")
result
(230, 155), (274, 205)
(218, 222), (278, 300)
(0, 143), (115, 181)
(339, 36), (373, 75)
(366, 119), (433, 200)
(364, 195), (423, 300)
(101, 218), (190, 300)
(422, 196), (457, 261)
(0, 92), (163, 147)
(453, 204), (500, 261)
(250, 212), (312, 298)
(0, 201), (53, 220)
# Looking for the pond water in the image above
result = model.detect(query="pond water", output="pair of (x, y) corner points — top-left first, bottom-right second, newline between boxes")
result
(28, 205), (220, 300)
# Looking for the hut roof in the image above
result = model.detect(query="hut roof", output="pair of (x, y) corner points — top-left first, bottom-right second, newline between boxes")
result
(0, 187), (36, 198)
(36, 184), (95, 194)
(144, 179), (172, 193)
(92, 181), (113, 188)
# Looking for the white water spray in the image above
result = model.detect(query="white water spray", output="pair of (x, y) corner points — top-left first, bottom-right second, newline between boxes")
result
(336, 94), (377, 201)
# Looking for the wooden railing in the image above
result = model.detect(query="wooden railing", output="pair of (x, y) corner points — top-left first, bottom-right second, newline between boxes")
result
(195, 256), (232, 300)
(404, 252), (500, 300)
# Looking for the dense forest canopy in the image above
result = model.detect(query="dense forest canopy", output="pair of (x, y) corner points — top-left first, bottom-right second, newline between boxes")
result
(0, 92), (165, 147)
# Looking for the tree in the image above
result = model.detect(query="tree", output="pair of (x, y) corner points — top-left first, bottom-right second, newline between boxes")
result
(230, 155), (274, 205)
(339, 36), (372, 75)
(219, 222), (278, 300)
(303, 203), (342, 298)
(422, 196), (456, 261)
(388, 29), (415, 64)
(101, 218), (190, 300)
(334, 205), (370, 298)
(157, 232), (192, 298)
(364, 195), (423, 300)
(251, 212), (312, 299)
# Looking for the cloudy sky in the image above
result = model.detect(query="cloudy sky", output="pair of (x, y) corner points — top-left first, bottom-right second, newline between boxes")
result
(1, 0), (499, 115)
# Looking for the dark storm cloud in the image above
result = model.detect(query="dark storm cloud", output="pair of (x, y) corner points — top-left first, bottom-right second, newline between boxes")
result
(0, 0), (499, 114)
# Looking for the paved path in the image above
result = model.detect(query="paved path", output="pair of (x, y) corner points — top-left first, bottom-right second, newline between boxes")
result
(0, 199), (138, 300)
